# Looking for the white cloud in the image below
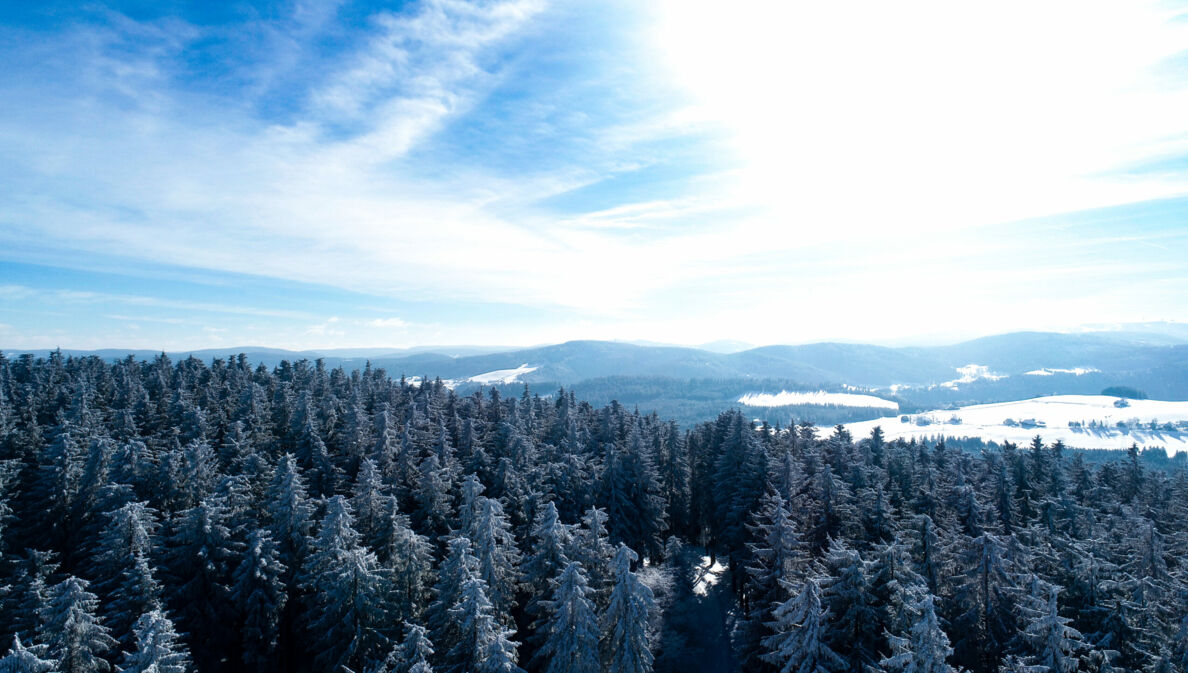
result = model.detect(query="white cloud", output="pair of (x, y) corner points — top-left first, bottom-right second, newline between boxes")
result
(367, 317), (408, 329)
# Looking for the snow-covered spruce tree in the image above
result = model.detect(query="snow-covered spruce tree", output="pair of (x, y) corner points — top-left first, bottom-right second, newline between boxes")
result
(396, 623), (435, 673)
(351, 457), (388, 542)
(761, 577), (844, 673)
(164, 497), (240, 672)
(880, 594), (955, 673)
(710, 412), (766, 556)
(265, 453), (314, 580)
(1020, 586), (1085, 673)
(599, 544), (656, 673)
(600, 423), (667, 562)
(522, 502), (573, 600)
(426, 536), (481, 660)
(532, 562), (599, 673)
(949, 532), (1019, 673)
(522, 501), (573, 660)
(568, 507), (615, 611)
(444, 574), (524, 673)
(413, 452), (455, 539)
(117, 610), (191, 673)
(467, 496), (522, 624)
(373, 496), (434, 623)
(820, 539), (882, 673)
(1, 550), (58, 643)
(302, 495), (394, 673)
(739, 492), (807, 672)
(0, 636), (54, 673)
(868, 539), (927, 642)
(231, 528), (287, 671)
(38, 576), (116, 673)
(89, 501), (162, 648)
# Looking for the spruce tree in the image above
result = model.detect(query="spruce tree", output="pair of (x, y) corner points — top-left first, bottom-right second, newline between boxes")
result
(0, 636), (54, 673)
(118, 610), (192, 673)
(444, 575), (524, 673)
(761, 578), (844, 673)
(302, 496), (394, 672)
(231, 529), (287, 671)
(880, 595), (955, 673)
(599, 544), (655, 673)
(38, 576), (116, 673)
(534, 562), (599, 673)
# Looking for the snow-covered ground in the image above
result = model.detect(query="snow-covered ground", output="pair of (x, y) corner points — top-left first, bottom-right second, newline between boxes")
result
(842, 395), (1188, 453)
(738, 390), (899, 410)
(1024, 367), (1098, 376)
(939, 364), (1006, 389)
(468, 363), (538, 384)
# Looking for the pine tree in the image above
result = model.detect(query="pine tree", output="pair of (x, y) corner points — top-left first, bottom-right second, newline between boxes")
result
(118, 610), (192, 673)
(600, 544), (656, 673)
(761, 578), (844, 673)
(533, 562), (599, 673)
(880, 595), (955, 673)
(38, 576), (116, 673)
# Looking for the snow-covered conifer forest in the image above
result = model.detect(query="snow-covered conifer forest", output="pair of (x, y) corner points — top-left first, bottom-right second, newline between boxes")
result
(1, 351), (1187, 673)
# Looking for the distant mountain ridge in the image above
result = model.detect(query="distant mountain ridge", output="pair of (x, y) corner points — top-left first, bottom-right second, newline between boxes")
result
(7, 329), (1187, 389)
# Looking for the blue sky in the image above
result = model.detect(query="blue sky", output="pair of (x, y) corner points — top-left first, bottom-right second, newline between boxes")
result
(2, 0), (1188, 350)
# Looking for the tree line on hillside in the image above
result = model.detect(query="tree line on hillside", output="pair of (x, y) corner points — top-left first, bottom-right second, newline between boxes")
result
(0, 351), (1185, 673)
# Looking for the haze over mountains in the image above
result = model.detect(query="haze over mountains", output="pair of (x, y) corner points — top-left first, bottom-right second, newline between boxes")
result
(9, 326), (1188, 428)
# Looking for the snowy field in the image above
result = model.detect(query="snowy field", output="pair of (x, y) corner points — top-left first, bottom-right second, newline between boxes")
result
(738, 390), (899, 410)
(841, 395), (1188, 453)
(468, 363), (538, 384)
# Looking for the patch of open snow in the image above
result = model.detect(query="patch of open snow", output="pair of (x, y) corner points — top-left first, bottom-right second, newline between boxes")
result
(1024, 367), (1099, 376)
(738, 390), (898, 410)
(468, 364), (538, 384)
(692, 556), (728, 597)
(841, 395), (1188, 453)
(940, 364), (1006, 389)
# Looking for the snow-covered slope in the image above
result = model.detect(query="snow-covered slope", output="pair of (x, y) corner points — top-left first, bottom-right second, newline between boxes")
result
(468, 363), (538, 384)
(738, 390), (898, 410)
(842, 395), (1188, 452)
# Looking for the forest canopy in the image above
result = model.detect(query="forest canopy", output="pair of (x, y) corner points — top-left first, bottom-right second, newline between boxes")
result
(0, 351), (1185, 673)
